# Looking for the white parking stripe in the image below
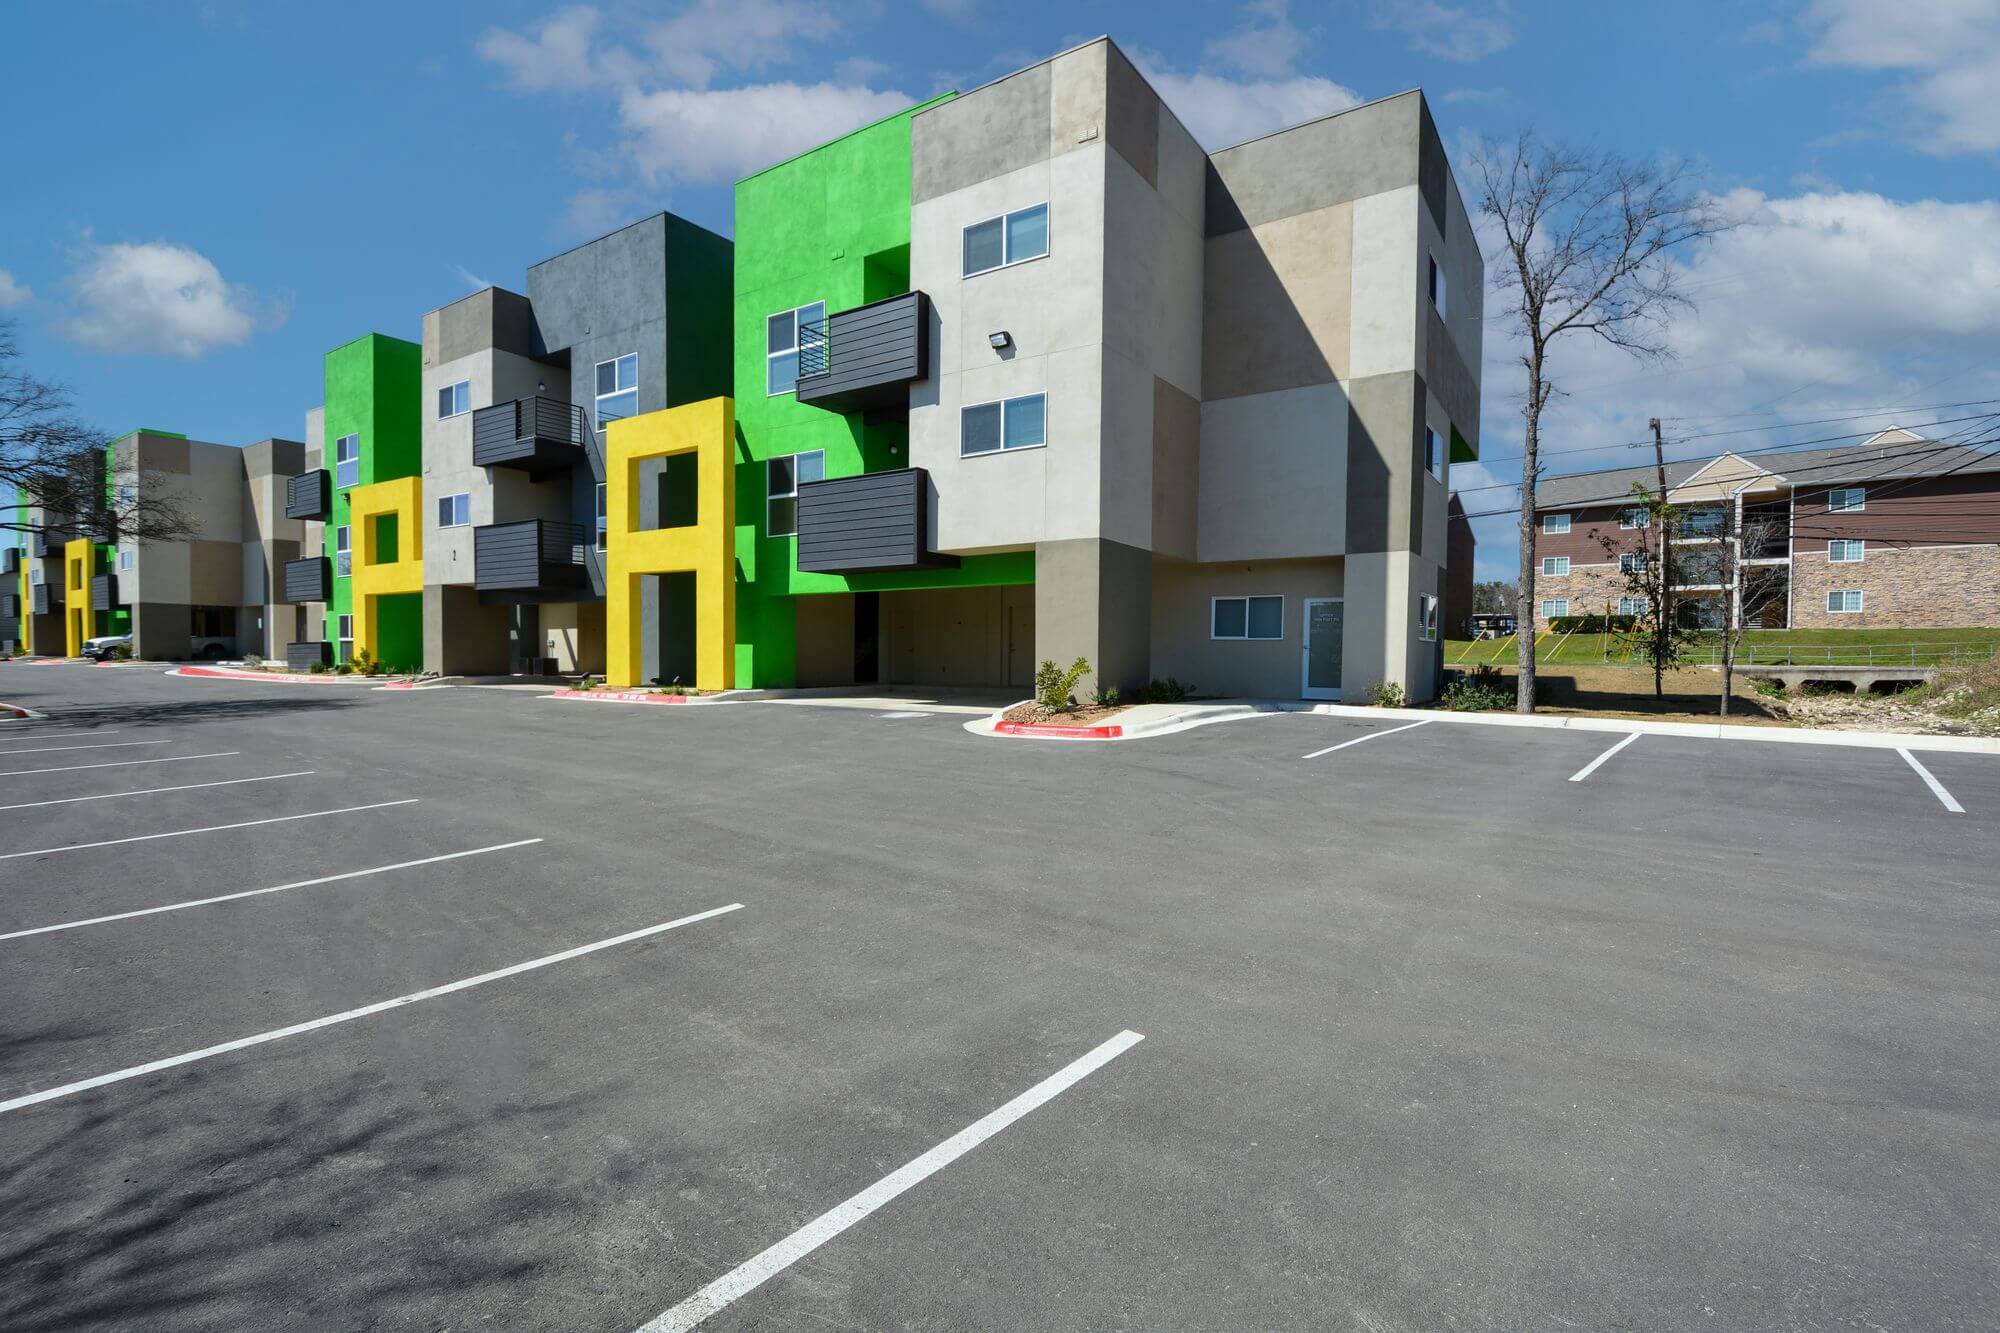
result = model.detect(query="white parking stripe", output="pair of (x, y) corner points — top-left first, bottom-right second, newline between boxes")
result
(0, 771), (314, 814)
(1301, 718), (1432, 759)
(0, 904), (742, 1115)
(0, 838), (544, 940)
(1898, 748), (1965, 813)
(1568, 731), (1642, 783)
(0, 798), (419, 861)
(0, 739), (165, 756)
(0, 751), (241, 778)
(638, 1029), (1145, 1333)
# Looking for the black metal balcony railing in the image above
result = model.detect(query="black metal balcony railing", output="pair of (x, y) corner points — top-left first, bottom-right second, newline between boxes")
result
(287, 640), (332, 672)
(473, 519), (591, 597)
(796, 291), (930, 415)
(1, 593), (19, 619)
(31, 530), (66, 559)
(286, 469), (331, 521)
(1, 547), (17, 576)
(472, 397), (590, 478)
(283, 555), (332, 604)
(31, 582), (60, 615)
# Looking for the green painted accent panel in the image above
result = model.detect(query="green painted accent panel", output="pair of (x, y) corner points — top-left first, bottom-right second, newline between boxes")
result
(322, 333), (422, 659)
(1450, 422), (1475, 465)
(730, 92), (1033, 687)
(111, 428), (187, 441)
(372, 592), (423, 671)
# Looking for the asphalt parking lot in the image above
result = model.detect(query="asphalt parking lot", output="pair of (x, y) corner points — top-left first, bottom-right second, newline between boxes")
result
(1, 664), (1995, 1331)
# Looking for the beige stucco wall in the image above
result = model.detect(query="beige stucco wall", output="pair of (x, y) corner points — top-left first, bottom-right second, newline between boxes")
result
(1149, 557), (1343, 699)
(880, 583), (1034, 688)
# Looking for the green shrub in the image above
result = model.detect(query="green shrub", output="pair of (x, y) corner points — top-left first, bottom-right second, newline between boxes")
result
(109, 643), (133, 661)
(1092, 683), (1120, 708)
(1548, 614), (1641, 634)
(1750, 677), (1787, 700)
(1035, 656), (1091, 711)
(1367, 681), (1405, 708)
(1137, 677), (1195, 704)
(1440, 663), (1511, 711)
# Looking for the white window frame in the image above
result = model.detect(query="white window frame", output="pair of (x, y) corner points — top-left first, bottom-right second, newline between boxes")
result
(1619, 552), (1647, 574)
(1828, 539), (1864, 563)
(1542, 555), (1570, 576)
(959, 393), (1047, 457)
(436, 493), (471, 528)
(1828, 487), (1866, 513)
(1418, 593), (1439, 642)
(334, 524), (351, 578)
(1210, 594), (1284, 641)
(766, 449), (825, 538)
(1543, 513), (1570, 534)
(1827, 589), (1864, 614)
(1428, 255), (1447, 319)
(1619, 507), (1649, 530)
(764, 304), (824, 397)
(336, 613), (354, 663)
(334, 434), (360, 490)
(595, 352), (638, 425)
(437, 380), (471, 419)
(118, 548), (135, 572)
(962, 202), (1051, 278)
(595, 482), (607, 552)
(1541, 598), (1569, 619)
(1618, 596), (1646, 616)
(1425, 426), (1445, 479)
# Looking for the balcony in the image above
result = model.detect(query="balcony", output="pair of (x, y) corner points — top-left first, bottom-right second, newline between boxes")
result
(283, 555), (332, 604)
(286, 469), (331, 520)
(796, 468), (957, 574)
(1, 593), (18, 619)
(91, 574), (121, 612)
(31, 530), (66, 559)
(473, 396), (589, 478)
(31, 582), (60, 615)
(286, 640), (331, 672)
(795, 291), (930, 415)
(1, 548), (17, 576)
(473, 519), (592, 600)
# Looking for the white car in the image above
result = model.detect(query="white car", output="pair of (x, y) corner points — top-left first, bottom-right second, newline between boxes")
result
(81, 633), (132, 661)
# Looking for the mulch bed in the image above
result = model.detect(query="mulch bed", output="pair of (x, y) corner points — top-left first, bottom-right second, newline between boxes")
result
(1001, 703), (1131, 728)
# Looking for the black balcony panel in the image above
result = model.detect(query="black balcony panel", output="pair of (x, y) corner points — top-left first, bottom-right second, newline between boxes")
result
(91, 573), (121, 611)
(1, 548), (17, 576)
(473, 397), (589, 478)
(474, 519), (592, 601)
(31, 530), (67, 559)
(283, 555), (332, 604)
(287, 640), (332, 672)
(287, 469), (331, 520)
(796, 468), (958, 574)
(1, 593), (19, 619)
(30, 582), (60, 615)
(796, 291), (930, 415)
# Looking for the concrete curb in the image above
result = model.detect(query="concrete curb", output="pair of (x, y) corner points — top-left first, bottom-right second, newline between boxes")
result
(539, 688), (740, 706)
(966, 701), (1274, 742)
(170, 665), (395, 686)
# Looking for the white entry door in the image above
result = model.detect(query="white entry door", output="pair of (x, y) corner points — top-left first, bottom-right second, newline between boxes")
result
(1301, 597), (1342, 700)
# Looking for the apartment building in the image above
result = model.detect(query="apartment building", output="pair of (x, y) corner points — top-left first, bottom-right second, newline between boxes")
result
(5, 501), (73, 656)
(1530, 429), (2000, 631)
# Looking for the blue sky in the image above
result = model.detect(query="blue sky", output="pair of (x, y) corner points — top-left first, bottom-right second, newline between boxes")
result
(4, 1), (1996, 577)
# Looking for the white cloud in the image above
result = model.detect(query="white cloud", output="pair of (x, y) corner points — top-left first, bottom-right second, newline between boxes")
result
(1366, 0), (1513, 63)
(1144, 69), (1364, 149)
(1802, 0), (2000, 154)
(450, 264), (493, 291)
(477, 5), (611, 92)
(1206, 0), (1310, 79)
(1465, 188), (2000, 576)
(619, 81), (911, 186)
(61, 240), (271, 358)
(0, 270), (30, 309)
(642, 0), (841, 88)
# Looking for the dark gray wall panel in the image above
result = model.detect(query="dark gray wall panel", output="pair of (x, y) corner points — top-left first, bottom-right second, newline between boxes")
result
(913, 62), (1053, 204)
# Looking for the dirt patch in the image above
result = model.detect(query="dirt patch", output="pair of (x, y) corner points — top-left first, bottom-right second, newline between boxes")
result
(1469, 663), (1791, 726)
(1002, 703), (1131, 728)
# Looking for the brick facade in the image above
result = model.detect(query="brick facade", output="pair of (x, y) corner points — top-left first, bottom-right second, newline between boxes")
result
(1791, 544), (2000, 629)
(1532, 561), (1639, 630)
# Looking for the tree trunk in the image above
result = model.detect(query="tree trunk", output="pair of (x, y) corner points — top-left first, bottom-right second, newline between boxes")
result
(1515, 352), (1543, 714)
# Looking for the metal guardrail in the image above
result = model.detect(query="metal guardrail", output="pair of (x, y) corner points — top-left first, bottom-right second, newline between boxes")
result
(1672, 641), (1999, 668)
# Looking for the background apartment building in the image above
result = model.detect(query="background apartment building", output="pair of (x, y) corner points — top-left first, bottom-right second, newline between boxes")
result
(1530, 428), (2000, 631)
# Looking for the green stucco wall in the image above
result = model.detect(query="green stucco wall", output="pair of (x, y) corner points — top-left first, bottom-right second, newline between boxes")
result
(730, 92), (1032, 687)
(323, 333), (421, 662)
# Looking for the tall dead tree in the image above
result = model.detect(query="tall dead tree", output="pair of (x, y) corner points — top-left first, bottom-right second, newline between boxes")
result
(1470, 136), (1732, 713)
(0, 318), (191, 544)
(1715, 506), (1787, 715)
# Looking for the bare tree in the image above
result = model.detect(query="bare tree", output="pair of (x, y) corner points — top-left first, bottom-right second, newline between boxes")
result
(0, 318), (191, 544)
(1472, 579), (1517, 613)
(1597, 483), (1691, 697)
(1714, 506), (1787, 715)
(1471, 135), (1734, 713)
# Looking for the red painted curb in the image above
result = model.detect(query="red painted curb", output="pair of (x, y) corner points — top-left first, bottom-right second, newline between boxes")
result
(0, 703), (32, 719)
(993, 720), (1124, 739)
(546, 688), (694, 704)
(175, 665), (350, 684)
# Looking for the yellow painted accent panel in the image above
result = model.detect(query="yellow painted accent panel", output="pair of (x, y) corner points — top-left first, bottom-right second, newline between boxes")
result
(63, 539), (92, 657)
(603, 398), (736, 691)
(347, 475), (424, 659)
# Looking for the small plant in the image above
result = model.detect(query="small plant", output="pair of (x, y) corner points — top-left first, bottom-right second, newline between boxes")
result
(1035, 656), (1091, 711)
(308, 660), (328, 674)
(1092, 683), (1120, 708)
(109, 643), (133, 661)
(1367, 681), (1405, 708)
(663, 677), (687, 696)
(1137, 677), (1195, 704)
(243, 653), (263, 669)
(349, 647), (382, 676)
(1440, 663), (1510, 711)
(1750, 677), (1787, 701)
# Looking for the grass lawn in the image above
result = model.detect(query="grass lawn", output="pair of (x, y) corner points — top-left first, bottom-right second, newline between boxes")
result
(1448, 625), (2000, 668)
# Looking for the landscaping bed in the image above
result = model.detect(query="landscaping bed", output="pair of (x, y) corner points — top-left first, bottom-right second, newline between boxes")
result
(1000, 702), (1131, 729)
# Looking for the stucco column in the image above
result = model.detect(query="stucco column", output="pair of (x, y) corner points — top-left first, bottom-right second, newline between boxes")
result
(1033, 537), (1152, 694)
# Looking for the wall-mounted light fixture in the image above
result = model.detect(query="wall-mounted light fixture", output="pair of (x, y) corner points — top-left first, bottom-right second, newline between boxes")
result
(987, 331), (1011, 350)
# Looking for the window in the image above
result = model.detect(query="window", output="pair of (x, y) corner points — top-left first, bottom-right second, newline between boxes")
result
(1827, 589), (1864, 614)
(1619, 507), (1649, 530)
(334, 524), (351, 578)
(1543, 513), (1570, 534)
(334, 434), (360, 489)
(118, 549), (134, 572)
(1618, 596), (1646, 616)
(596, 353), (638, 424)
(436, 493), (470, 528)
(1682, 508), (1724, 537)
(1828, 539), (1864, 563)
(1428, 255), (1447, 318)
(1425, 426), (1445, 479)
(1829, 487), (1866, 513)
(595, 482), (607, 552)
(1418, 593), (1439, 642)
(1212, 595), (1283, 640)
(337, 613), (354, 663)
(1542, 556), (1570, 576)
(1541, 598), (1569, 619)
(1619, 552), (1647, 574)
(764, 305), (824, 396)
(117, 484), (136, 507)
(766, 450), (825, 537)
(962, 202), (1050, 276)
(437, 380), (470, 418)
(960, 393), (1046, 457)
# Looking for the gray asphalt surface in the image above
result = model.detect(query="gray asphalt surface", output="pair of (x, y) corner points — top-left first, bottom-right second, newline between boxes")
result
(0, 663), (1994, 1331)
